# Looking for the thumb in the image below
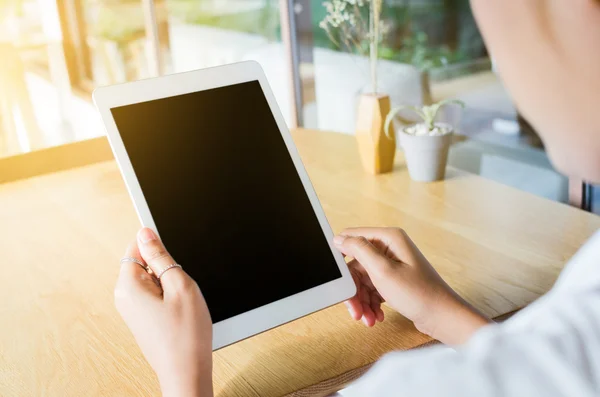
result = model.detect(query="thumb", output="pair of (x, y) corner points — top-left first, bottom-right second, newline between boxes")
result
(137, 227), (188, 292)
(115, 241), (162, 314)
(333, 235), (389, 278)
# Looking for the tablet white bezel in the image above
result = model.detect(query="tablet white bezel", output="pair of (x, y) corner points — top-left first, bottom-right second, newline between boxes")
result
(93, 61), (356, 350)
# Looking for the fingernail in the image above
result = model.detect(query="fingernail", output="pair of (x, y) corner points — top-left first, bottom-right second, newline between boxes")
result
(361, 316), (368, 326)
(138, 228), (157, 244)
(333, 235), (346, 246)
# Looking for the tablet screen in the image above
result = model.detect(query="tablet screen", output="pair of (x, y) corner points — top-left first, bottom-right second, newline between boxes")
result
(111, 81), (342, 323)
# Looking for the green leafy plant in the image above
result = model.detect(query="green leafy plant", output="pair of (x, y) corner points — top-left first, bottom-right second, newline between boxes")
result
(384, 99), (465, 137)
(167, 0), (279, 40)
(396, 31), (453, 71)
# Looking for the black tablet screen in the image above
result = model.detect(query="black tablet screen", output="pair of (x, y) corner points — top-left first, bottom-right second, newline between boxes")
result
(111, 80), (342, 323)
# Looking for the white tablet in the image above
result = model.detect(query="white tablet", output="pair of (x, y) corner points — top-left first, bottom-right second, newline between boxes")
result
(93, 61), (356, 350)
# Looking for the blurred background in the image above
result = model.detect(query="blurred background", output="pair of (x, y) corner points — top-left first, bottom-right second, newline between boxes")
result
(0, 0), (596, 211)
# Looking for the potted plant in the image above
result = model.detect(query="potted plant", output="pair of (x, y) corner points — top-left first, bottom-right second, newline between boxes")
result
(319, 0), (395, 174)
(385, 99), (464, 182)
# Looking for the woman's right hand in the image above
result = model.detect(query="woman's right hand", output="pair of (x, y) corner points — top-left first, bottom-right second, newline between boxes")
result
(334, 227), (491, 345)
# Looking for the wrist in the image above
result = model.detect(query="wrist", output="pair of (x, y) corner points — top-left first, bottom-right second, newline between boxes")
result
(159, 366), (213, 397)
(424, 290), (492, 345)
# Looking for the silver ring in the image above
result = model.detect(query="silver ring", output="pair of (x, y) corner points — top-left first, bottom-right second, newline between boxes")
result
(156, 263), (182, 280)
(120, 257), (145, 269)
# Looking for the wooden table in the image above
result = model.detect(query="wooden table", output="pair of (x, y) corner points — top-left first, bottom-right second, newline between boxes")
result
(1, 129), (598, 397)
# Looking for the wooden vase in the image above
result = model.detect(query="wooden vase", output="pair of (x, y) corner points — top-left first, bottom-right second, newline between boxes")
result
(355, 94), (396, 174)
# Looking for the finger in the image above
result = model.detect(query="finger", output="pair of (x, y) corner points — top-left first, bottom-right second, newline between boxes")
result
(344, 268), (363, 320)
(347, 259), (377, 291)
(375, 308), (384, 322)
(371, 293), (385, 322)
(119, 241), (161, 292)
(344, 299), (362, 321)
(333, 235), (389, 277)
(359, 285), (376, 327)
(340, 227), (402, 241)
(361, 303), (377, 327)
(348, 256), (385, 322)
(137, 227), (188, 292)
(115, 241), (162, 309)
(339, 227), (415, 261)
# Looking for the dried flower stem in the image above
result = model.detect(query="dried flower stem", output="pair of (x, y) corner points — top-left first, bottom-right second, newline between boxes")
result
(369, 0), (380, 94)
(319, 0), (384, 94)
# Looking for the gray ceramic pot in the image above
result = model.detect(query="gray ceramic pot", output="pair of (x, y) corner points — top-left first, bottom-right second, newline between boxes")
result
(399, 124), (453, 182)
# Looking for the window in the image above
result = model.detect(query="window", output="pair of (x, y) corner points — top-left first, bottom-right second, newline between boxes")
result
(0, 0), (106, 156)
(293, 0), (490, 132)
(160, 0), (292, 125)
(0, 0), (291, 160)
(287, 0), (570, 205)
(69, 0), (152, 87)
(0, 0), (585, 208)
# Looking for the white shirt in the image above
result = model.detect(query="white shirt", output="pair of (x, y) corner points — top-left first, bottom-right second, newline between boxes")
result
(344, 230), (600, 397)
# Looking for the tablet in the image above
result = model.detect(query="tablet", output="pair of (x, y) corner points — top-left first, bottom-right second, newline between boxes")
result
(93, 61), (356, 350)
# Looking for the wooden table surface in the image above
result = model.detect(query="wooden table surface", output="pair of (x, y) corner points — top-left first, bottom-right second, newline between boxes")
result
(1, 128), (599, 397)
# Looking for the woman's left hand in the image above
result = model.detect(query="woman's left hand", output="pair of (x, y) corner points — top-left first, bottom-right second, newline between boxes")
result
(115, 227), (213, 397)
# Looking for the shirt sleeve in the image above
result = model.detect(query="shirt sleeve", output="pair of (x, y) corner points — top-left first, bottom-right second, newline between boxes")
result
(343, 233), (600, 397)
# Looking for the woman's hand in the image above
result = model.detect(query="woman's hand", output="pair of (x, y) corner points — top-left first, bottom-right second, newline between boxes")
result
(334, 227), (491, 345)
(115, 228), (213, 397)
